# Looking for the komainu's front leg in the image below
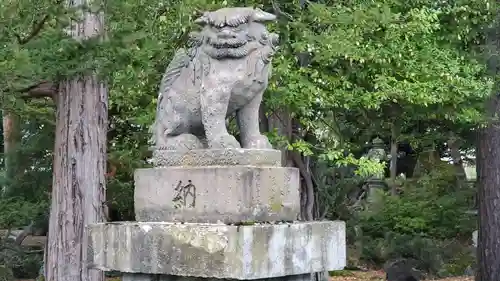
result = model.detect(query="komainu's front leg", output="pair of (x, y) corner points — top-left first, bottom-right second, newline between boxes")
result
(237, 90), (272, 149)
(201, 87), (241, 149)
(153, 107), (203, 151)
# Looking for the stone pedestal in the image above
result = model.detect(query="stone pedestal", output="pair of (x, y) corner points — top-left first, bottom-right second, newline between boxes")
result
(135, 165), (300, 223)
(366, 179), (386, 204)
(121, 273), (315, 281)
(135, 149), (300, 223)
(88, 221), (346, 279)
(87, 149), (347, 281)
(151, 149), (282, 167)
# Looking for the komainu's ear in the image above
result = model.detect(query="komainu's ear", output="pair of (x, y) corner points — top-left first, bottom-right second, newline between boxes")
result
(251, 8), (276, 22)
(194, 12), (210, 25)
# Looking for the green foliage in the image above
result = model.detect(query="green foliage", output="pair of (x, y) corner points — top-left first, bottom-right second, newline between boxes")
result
(0, 198), (48, 229)
(440, 250), (476, 277)
(311, 159), (366, 220)
(352, 168), (476, 276)
(266, 0), (495, 168)
(0, 228), (44, 279)
(0, 265), (13, 281)
(360, 172), (475, 239)
(360, 234), (474, 277)
(8, 250), (43, 279)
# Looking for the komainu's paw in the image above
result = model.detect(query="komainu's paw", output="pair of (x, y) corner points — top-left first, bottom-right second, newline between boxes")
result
(243, 134), (272, 149)
(208, 134), (241, 149)
(157, 134), (204, 151)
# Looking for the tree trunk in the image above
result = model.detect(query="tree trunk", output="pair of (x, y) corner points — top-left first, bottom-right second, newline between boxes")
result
(389, 122), (399, 195)
(475, 15), (500, 281)
(266, 108), (314, 219)
(45, 1), (107, 280)
(267, 108), (294, 167)
(2, 110), (21, 197)
(291, 152), (314, 221)
(448, 133), (466, 189)
(46, 78), (107, 281)
(476, 94), (500, 281)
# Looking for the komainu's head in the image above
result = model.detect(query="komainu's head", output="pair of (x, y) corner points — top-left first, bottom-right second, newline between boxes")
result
(194, 7), (279, 59)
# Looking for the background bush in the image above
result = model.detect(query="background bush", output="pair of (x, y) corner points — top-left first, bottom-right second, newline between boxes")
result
(347, 169), (477, 277)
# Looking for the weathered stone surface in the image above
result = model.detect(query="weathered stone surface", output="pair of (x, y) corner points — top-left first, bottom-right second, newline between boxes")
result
(152, 149), (282, 167)
(123, 273), (314, 281)
(87, 221), (346, 279)
(150, 7), (279, 151)
(134, 166), (300, 223)
(472, 230), (478, 248)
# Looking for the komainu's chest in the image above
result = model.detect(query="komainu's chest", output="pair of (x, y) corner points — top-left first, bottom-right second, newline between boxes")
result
(200, 54), (269, 113)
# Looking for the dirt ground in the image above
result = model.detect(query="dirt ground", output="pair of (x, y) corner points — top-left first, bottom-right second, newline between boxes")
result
(16, 279), (120, 281)
(16, 272), (474, 281)
(329, 270), (474, 281)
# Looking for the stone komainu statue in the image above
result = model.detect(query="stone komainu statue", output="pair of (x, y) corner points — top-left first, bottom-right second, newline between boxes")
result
(150, 7), (279, 150)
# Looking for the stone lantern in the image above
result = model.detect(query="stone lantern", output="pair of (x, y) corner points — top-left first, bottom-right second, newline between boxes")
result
(365, 137), (388, 200)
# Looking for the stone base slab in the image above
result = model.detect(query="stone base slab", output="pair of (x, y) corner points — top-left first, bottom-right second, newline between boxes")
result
(122, 273), (315, 281)
(134, 166), (300, 223)
(152, 149), (282, 167)
(87, 221), (346, 279)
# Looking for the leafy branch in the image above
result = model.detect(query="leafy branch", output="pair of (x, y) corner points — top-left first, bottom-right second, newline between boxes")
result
(17, 81), (58, 99)
(15, 14), (50, 45)
(14, 0), (65, 46)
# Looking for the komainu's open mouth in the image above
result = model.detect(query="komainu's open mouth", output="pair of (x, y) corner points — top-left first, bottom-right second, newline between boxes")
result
(207, 37), (247, 49)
